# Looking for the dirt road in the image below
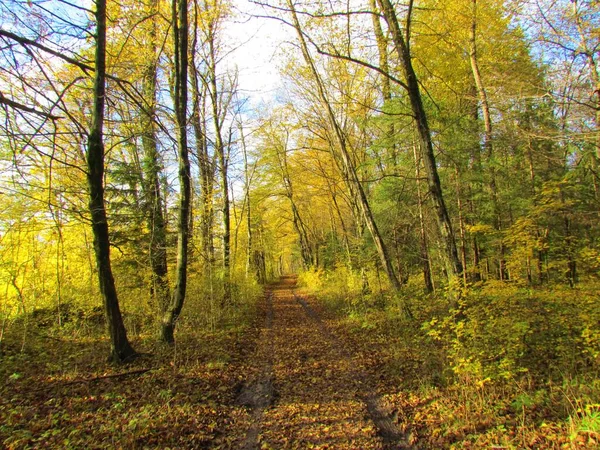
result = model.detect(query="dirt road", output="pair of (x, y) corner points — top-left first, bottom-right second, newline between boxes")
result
(234, 276), (409, 449)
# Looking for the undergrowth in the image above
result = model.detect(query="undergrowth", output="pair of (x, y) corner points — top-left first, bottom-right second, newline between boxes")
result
(0, 268), (261, 352)
(0, 270), (262, 449)
(298, 266), (600, 449)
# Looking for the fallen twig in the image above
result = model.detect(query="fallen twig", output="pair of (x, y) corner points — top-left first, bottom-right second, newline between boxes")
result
(62, 368), (154, 386)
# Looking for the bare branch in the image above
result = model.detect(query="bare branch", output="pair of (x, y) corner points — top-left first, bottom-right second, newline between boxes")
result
(0, 28), (92, 73)
(0, 90), (61, 120)
(314, 45), (408, 91)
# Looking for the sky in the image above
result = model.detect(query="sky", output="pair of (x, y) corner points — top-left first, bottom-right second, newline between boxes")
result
(223, 0), (291, 110)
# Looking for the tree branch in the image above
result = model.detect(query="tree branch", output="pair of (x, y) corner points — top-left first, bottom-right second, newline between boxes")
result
(0, 28), (92, 74)
(0, 91), (61, 120)
(314, 45), (409, 91)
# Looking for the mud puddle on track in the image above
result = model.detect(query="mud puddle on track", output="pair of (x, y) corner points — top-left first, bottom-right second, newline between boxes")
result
(236, 276), (411, 449)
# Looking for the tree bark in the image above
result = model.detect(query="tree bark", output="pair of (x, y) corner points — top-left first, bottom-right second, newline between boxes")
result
(240, 124), (254, 278)
(469, 0), (506, 280)
(454, 166), (469, 287)
(190, 1), (216, 265)
(191, 67), (215, 264)
(161, 0), (191, 344)
(369, 0), (397, 166)
(87, 0), (136, 363)
(141, 0), (169, 312)
(413, 145), (433, 293)
(206, 16), (231, 301)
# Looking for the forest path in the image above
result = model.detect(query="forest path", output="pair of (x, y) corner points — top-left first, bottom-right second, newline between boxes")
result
(234, 276), (410, 449)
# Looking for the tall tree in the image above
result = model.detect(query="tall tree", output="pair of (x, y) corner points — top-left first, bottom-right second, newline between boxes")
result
(468, 0), (506, 279)
(140, 0), (170, 311)
(413, 145), (434, 293)
(287, 0), (412, 316)
(190, 0), (216, 265)
(376, 0), (463, 280)
(274, 127), (314, 268)
(203, 0), (236, 300)
(161, 0), (191, 344)
(87, 0), (137, 362)
(526, 0), (600, 201)
(239, 123), (255, 278)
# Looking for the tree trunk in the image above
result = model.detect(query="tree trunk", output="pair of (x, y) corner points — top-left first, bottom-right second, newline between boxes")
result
(161, 0), (191, 344)
(218, 130), (231, 302)
(413, 145), (434, 293)
(141, 0), (169, 312)
(192, 73), (215, 264)
(469, 0), (506, 280)
(216, 128), (230, 272)
(206, 22), (231, 302)
(377, 0), (463, 280)
(240, 124), (254, 278)
(369, 0), (397, 166)
(191, 0), (215, 265)
(455, 166), (469, 287)
(276, 135), (313, 268)
(87, 0), (136, 363)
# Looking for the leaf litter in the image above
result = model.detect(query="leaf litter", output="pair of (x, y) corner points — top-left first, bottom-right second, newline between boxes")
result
(2, 276), (413, 448)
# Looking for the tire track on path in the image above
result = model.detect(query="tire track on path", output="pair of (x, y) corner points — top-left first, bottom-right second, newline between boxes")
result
(236, 276), (412, 449)
(237, 291), (275, 450)
(294, 293), (412, 449)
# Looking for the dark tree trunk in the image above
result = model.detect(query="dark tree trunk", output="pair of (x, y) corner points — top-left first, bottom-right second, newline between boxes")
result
(377, 0), (463, 280)
(218, 131), (231, 301)
(87, 0), (136, 363)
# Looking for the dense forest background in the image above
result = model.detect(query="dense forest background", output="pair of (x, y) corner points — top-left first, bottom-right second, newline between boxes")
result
(0, 0), (599, 447)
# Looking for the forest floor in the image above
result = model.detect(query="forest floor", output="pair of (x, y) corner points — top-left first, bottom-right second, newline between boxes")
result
(2, 276), (597, 448)
(229, 275), (408, 449)
(1, 276), (411, 449)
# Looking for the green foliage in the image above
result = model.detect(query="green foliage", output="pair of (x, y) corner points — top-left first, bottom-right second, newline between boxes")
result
(1, 0), (600, 444)
(571, 403), (600, 441)
(0, 259), (262, 352)
(179, 263), (261, 333)
(309, 269), (600, 447)
(425, 283), (600, 383)
(298, 264), (390, 316)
